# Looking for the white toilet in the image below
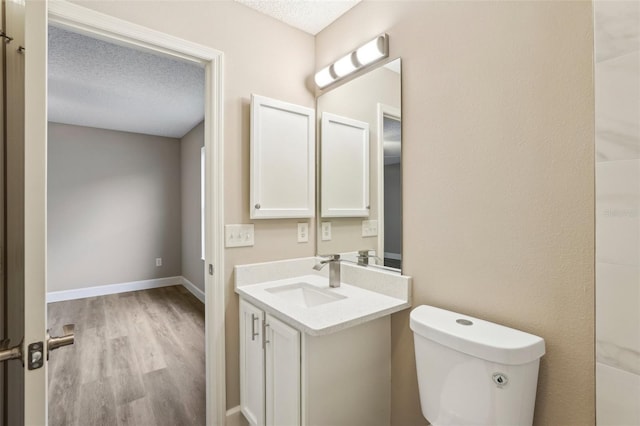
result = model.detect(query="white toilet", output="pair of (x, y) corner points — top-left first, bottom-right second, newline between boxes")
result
(410, 305), (545, 426)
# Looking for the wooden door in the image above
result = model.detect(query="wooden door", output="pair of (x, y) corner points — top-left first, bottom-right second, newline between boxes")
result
(3, 0), (48, 424)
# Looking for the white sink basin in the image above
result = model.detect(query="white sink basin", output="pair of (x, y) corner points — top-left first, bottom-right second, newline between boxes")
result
(266, 282), (346, 308)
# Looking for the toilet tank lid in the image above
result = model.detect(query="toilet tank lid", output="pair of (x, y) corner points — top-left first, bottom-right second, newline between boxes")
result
(410, 305), (545, 365)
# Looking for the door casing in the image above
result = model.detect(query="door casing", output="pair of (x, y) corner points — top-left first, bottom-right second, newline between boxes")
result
(45, 2), (227, 424)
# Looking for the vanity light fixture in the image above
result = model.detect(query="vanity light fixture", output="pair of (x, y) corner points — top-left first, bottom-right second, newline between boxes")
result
(314, 34), (389, 89)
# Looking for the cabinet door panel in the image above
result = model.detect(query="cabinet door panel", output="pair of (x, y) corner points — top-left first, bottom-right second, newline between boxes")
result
(240, 300), (265, 426)
(265, 314), (301, 426)
(250, 94), (315, 219)
(321, 112), (370, 218)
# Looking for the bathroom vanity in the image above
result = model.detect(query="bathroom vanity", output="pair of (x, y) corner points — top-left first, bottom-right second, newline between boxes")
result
(235, 257), (411, 426)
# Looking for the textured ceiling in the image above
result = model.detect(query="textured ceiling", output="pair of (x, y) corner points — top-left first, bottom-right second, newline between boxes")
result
(234, 0), (361, 35)
(48, 26), (205, 139)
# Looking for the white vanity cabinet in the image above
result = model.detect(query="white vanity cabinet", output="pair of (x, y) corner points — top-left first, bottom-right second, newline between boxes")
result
(239, 300), (266, 426)
(265, 314), (301, 426)
(240, 299), (300, 426)
(239, 298), (391, 426)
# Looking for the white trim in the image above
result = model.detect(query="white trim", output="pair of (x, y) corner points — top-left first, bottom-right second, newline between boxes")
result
(46, 275), (207, 304)
(48, 1), (223, 63)
(46, 276), (183, 303)
(384, 252), (402, 261)
(225, 406), (244, 426)
(376, 103), (401, 267)
(47, 3), (226, 425)
(181, 276), (206, 304)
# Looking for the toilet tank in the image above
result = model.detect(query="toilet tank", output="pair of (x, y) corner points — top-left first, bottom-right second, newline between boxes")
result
(410, 305), (545, 426)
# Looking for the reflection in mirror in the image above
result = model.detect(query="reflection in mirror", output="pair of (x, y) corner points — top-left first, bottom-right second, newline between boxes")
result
(316, 58), (402, 272)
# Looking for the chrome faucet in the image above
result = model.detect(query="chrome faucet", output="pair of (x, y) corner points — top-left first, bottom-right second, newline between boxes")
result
(313, 254), (341, 288)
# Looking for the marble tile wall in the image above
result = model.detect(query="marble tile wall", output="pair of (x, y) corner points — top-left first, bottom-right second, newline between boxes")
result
(595, 1), (640, 425)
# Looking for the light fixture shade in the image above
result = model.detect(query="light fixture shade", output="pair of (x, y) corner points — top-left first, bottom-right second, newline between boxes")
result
(333, 52), (357, 78)
(314, 65), (335, 88)
(356, 35), (387, 66)
(313, 34), (389, 89)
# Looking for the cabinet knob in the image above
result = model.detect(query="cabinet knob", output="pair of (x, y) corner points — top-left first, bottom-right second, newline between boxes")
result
(255, 203), (261, 210)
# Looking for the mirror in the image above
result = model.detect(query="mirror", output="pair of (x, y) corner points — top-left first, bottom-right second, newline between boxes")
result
(316, 58), (402, 271)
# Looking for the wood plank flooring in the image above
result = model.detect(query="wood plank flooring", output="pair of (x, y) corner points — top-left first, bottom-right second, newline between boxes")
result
(47, 285), (205, 426)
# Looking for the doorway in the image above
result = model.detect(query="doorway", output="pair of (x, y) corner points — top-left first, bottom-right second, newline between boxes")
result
(46, 2), (226, 424)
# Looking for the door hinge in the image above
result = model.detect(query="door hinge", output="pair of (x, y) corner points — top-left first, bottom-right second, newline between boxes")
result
(209, 264), (214, 275)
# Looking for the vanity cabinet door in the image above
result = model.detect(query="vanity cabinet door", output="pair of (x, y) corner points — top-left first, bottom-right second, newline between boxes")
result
(240, 300), (265, 426)
(265, 313), (301, 426)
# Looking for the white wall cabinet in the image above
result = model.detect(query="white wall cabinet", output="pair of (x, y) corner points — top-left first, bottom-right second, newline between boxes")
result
(239, 298), (391, 426)
(250, 94), (315, 219)
(321, 112), (370, 218)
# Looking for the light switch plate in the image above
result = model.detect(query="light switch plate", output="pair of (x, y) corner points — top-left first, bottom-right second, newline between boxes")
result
(297, 223), (309, 243)
(225, 224), (255, 247)
(362, 220), (378, 237)
(321, 222), (332, 241)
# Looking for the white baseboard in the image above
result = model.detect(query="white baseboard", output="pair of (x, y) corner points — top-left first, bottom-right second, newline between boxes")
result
(384, 252), (402, 261)
(225, 406), (248, 426)
(180, 276), (206, 303)
(47, 276), (184, 303)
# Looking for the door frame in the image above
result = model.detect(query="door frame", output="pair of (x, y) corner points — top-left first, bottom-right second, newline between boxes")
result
(46, 2), (226, 424)
(376, 103), (401, 266)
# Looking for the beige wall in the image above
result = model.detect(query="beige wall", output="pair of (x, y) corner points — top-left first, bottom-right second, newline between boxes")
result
(180, 121), (205, 292)
(67, 1), (596, 422)
(316, 1), (595, 425)
(47, 122), (182, 291)
(72, 0), (316, 409)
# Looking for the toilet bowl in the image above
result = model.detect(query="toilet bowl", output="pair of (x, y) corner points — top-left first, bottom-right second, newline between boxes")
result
(410, 305), (545, 426)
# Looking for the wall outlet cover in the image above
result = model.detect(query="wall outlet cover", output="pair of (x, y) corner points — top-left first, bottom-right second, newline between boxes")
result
(321, 222), (332, 241)
(297, 223), (309, 243)
(155, 258), (162, 267)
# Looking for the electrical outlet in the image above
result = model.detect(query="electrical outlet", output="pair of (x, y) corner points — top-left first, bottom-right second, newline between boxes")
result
(155, 258), (162, 267)
(297, 223), (309, 243)
(321, 222), (332, 241)
(225, 224), (255, 247)
(362, 220), (378, 237)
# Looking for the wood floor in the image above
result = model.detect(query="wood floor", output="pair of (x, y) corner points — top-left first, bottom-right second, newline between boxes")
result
(47, 285), (205, 426)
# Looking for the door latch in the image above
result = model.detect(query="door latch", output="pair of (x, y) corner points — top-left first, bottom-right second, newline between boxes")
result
(47, 324), (75, 360)
(0, 338), (23, 365)
(28, 342), (44, 370)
